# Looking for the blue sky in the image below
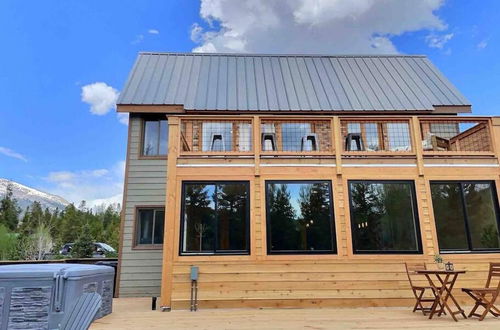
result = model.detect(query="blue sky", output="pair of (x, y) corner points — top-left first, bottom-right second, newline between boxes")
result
(0, 0), (499, 206)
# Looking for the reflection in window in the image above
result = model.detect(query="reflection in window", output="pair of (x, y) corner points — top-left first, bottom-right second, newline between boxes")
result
(431, 181), (500, 252)
(266, 181), (335, 253)
(281, 123), (312, 151)
(181, 182), (249, 254)
(136, 208), (165, 246)
(386, 123), (411, 151)
(143, 119), (168, 156)
(349, 181), (421, 253)
(202, 122), (233, 151)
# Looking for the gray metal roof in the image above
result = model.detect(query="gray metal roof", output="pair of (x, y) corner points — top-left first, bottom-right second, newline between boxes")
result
(117, 52), (470, 112)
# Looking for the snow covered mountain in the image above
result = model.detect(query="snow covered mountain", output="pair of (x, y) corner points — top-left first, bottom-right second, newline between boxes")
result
(0, 178), (69, 211)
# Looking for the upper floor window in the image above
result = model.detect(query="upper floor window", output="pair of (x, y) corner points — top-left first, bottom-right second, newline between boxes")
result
(135, 207), (165, 248)
(143, 119), (168, 156)
(430, 181), (500, 252)
(349, 180), (422, 254)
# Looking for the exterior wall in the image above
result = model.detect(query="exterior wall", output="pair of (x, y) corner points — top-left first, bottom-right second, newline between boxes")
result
(163, 165), (500, 308)
(117, 115), (166, 297)
(158, 116), (500, 309)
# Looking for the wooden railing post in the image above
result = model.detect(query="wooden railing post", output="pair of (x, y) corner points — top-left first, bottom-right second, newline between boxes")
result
(333, 116), (342, 175)
(411, 116), (424, 176)
(160, 116), (180, 310)
(253, 116), (261, 176)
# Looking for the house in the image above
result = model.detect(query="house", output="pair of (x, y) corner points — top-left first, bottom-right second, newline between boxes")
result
(115, 52), (500, 309)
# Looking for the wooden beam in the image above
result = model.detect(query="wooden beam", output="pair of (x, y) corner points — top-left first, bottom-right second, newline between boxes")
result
(160, 116), (180, 310)
(333, 117), (342, 175)
(411, 116), (424, 176)
(117, 104), (185, 113)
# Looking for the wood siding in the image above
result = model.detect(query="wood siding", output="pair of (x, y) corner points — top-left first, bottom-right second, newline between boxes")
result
(158, 116), (500, 309)
(118, 115), (166, 297)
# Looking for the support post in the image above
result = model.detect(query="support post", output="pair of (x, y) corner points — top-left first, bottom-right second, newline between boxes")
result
(160, 116), (180, 310)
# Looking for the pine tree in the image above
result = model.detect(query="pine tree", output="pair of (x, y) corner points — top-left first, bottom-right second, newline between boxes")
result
(72, 222), (95, 258)
(0, 183), (21, 231)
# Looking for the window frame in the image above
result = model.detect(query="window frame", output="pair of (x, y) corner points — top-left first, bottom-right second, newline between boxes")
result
(179, 181), (251, 256)
(140, 117), (168, 158)
(133, 206), (165, 250)
(348, 180), (423, 255)
(265, 180), (337, 255)
(430, 180), (500, 254)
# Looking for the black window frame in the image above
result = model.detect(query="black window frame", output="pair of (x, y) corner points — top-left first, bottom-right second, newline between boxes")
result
(141, 117), (168, 157)
(134, 207), (165, 248)
(430, 180), (500, 254)
(348, 180), (423, 255)
(265, 180), (337, 255)
(179, 181), (251, 256)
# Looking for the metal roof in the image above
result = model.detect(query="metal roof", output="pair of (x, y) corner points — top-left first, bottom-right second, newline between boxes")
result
(117, 52), (470, 112)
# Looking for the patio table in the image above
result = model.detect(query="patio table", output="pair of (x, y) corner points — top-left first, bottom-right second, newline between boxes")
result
(416, 269), (467, 322)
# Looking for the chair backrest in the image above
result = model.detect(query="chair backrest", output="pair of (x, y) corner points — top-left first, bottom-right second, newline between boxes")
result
(485, 262), (500, 289)
(405, 262), (427, 287)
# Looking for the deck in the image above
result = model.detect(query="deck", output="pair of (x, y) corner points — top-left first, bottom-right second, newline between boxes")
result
(91, 298), (499, 329)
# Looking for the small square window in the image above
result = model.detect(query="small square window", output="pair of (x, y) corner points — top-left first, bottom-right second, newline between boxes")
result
(136, 207), (165, 247)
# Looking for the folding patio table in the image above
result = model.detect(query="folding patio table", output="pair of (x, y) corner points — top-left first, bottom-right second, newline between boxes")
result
(416, 269), (467, 322)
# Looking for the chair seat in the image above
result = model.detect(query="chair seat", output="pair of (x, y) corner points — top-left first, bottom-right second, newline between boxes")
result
(462, 287), (497, 293)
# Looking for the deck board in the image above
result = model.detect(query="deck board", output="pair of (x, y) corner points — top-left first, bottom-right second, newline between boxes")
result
(91, 298), (499, 329)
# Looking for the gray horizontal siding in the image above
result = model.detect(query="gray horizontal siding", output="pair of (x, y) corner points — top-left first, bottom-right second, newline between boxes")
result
(119, 116), (166, 297)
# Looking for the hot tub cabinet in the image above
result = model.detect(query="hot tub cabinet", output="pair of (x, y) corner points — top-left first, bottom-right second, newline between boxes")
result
(0, 264), (114, 329)
(115, 52), (500, 310)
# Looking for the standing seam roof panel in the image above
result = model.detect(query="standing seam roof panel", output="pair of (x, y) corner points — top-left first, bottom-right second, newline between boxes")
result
(304, 57), (331, 110)
(117, 52), (471, 112)
(278, 57), (300, 111)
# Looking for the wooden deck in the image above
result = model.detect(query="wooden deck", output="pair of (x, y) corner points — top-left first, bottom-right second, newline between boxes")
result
(91, 298), (499, 329)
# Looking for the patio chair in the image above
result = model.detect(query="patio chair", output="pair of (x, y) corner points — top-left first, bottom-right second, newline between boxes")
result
(405, 262), (440, 315)
(345, 133), (364, 151)
(462, 262), (500, 321)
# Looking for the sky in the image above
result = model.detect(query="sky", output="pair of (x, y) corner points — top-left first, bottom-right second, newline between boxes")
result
(0, 0), (499, 207)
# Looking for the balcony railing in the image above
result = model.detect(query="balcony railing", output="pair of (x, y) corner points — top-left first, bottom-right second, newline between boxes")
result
(419, 118), (493, 154)
(260, 118), (333, 155)
(177, 116), (496, 159)
(340, 119), (413, 154)
(180, 118), (253, 155)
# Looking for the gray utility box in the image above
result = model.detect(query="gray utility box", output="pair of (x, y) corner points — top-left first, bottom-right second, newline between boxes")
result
(0, 263), (114, 330)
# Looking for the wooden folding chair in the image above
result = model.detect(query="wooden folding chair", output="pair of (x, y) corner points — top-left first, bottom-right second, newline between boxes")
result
(462, 262), (500, 321)
(405, 262), (440, 315)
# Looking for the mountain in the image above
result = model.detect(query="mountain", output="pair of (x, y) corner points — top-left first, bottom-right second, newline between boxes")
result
(0, 178), (69, 211)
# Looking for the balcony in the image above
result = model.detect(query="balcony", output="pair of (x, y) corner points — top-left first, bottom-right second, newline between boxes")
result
(419, 118), (494, 156)
(175, 115), (497, 161)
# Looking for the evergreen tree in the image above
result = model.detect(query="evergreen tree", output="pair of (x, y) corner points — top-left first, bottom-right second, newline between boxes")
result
(72, 222), (95, 258)
(0, 183), (21, 231)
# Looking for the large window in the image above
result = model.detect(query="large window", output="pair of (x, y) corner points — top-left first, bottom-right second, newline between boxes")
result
(266, 181), (336, 254)
(142, 119), (168, 156)
(430, 181), (500, 252)
(181, 182), (250, 255)
(349, 181), (422, 254)
(135, 207), (165, 247)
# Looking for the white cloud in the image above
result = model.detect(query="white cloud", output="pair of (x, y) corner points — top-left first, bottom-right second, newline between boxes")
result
(426, 32), (454, 49)
(117, 113), (129, 126)
(0, 146), (28, 162)
(81, 82), (119, 115)
(192, 0), (447, 54)
(148, 29), (160, 35)
(42, 161), (125, 207)
(477, 39), (488, 49)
